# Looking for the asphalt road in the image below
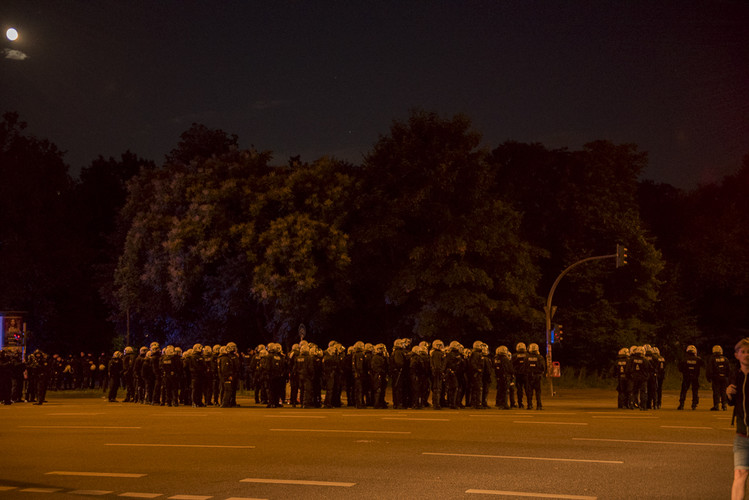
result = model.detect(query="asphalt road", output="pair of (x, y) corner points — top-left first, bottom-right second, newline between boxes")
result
(0, 388), (734, 500)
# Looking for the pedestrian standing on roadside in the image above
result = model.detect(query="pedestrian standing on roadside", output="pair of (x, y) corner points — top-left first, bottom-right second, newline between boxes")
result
(726, 337), (749, 499)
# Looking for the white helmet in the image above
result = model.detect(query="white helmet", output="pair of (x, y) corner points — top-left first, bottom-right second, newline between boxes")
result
(528, 343), (539, 354)
(516, 342), (526, 352)
(712, 345), (723, 354)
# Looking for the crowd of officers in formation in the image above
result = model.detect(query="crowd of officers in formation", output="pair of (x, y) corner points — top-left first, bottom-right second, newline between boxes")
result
(0, 338), (550, 410)
(2, 339), (731, 412)
(612, 343), (731, 411)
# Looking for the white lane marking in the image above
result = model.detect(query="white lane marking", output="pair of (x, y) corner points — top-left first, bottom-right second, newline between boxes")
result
(382, 417), (450, 421)
(21, 426), (141, 429)
(45, 471), (146, 478)
(467, 488), (596, 499)
(240, 478), (355, 487)
(69, 490), (113, 496)
(469, 414), (534, 417)
(106, 443), (254, 449)
(0, 487), (16, 491)
(592, 416), (657, 419)
(168, 496), (212, 500)
(150, 414), (208, 417)
(48, 412), (106, 416)
(661, 425), (712, 429)
(573, 437), (731, 447)
(270, 428), (411, 434)
(423, 452), (622, 464)
(264, 415), (327, 419)
(513, 421), (588, 425)
(225, 497), (269, 500)
(119, 494), (162, 498)
(20, 487), (62, 493)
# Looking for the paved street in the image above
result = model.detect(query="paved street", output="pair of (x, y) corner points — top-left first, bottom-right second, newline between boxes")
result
(0, 389), (734, 499)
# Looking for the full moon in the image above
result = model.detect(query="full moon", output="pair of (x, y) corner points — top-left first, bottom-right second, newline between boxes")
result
(6, 28), (19, 41)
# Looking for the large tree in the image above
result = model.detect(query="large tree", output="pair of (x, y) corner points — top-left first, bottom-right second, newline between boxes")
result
(0, 112), (87, 352)
(489, 140), (665, 368)
(351, 110), (544, 345)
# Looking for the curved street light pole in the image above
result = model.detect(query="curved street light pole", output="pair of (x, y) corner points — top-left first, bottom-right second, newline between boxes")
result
(545, 252), (618, 396)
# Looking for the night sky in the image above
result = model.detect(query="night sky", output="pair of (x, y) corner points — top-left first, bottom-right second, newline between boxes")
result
(2, 1), (748, 189)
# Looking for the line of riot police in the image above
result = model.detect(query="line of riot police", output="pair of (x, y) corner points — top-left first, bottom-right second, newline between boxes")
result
(3, 338), (550, 410)
(611, 343), (731, 411)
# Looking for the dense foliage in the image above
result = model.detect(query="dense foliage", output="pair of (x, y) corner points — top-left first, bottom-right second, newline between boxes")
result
(1, 110), (747, 370)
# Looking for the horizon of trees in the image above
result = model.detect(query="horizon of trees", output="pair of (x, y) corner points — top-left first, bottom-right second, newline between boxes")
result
(1, 109), (747, 371)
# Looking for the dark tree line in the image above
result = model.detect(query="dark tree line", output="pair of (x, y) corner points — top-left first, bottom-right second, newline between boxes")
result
(1, 110), (747, 370)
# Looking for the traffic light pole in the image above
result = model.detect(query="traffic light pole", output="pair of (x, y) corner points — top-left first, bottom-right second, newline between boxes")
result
(545, 251), (618, 396)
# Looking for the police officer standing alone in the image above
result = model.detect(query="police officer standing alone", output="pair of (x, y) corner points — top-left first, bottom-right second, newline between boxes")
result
(706, 344), (729, 411)
(677, 345), (704, 410)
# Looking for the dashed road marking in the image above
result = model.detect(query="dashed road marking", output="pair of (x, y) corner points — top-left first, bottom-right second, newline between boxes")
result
(269, 428), (410, 434)
(661, 425), (712, 429)
(423, 452), (622, 464)
(19, 488), (62, 493)
(382, 417), (450, 421)
(240, 478), (355, 487)
(467, 488), (596, 499)
(118, 494), (162, 498)
(69, 490), (113, 496)
(513, 421), (588, 425)
(573, 437), (731, 447)
(22, 425), (141, 429)
(106, 443), (254, 449)
(45, 471), (146, 478)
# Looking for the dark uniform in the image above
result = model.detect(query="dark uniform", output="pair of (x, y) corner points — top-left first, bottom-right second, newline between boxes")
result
(626, 347), (651, 410)
(678, 346), (703, 410)
(107, 352), (123, 402)
(706, 346), (730, 411)
(512, 344), (528, 408)
(525, 346), (546, 410)
(612, 349), (630, 409)
(493, 347), (513, 409)
(430, 343), (445, 409)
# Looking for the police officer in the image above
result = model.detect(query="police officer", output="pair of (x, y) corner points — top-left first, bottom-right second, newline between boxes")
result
(653, 347), (666, 409)
(512, 343), (528, 409)
(612, 348), (630, 409)
(468, 341), (485, 409)
(626, 346), (651, 410)
(430, 340), (445, 410)
(391, 340), (408, 409)
(493, 346), (513, 409)
(122, 347), (136, 403)
(107, 351), (123, 402)
(187, 344), (206, 407)
(677, 345), (703, 410)
(371, 343), (389, 409)
(525, 343), (546, 410)
(706, 345), (729, 411)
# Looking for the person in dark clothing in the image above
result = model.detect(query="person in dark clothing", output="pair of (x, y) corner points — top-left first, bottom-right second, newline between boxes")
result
(612, 348), (630, 409)
(626, 346), (651, 410)
(512, 343), (528, 409)
(371, 343), (389, 409)
(122, 347), (137, 403)
(107, 351), (123, 402)
(727, 338), (749, 499)
(187, 344), (206, 407)
(525, 343), (546, 410)
(468, 341), (485, 409)
(34, 351), (51, 405)
(493, 346), (514, 409)
(707, 344), (730, 411)
(430, 340), (445, 410)
(0, 350), (13, 404)
(677, 345), (704, 410)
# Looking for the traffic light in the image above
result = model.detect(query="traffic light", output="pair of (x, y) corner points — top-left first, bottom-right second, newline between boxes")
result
(616, 244), (628, 268)
(556, 324), (563, 342)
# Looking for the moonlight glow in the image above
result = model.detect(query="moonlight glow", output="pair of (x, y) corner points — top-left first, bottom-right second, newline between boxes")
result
(6, 28), (18, 41)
